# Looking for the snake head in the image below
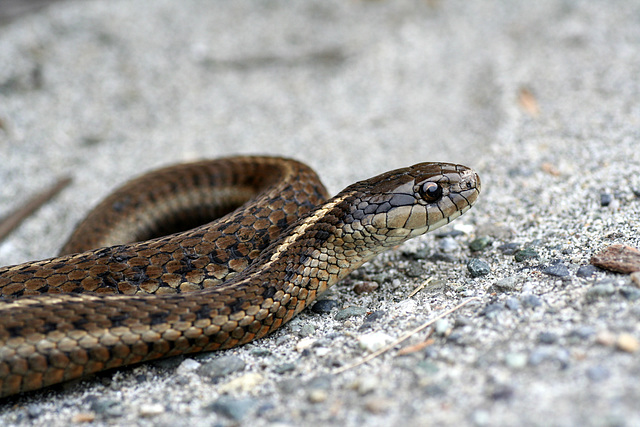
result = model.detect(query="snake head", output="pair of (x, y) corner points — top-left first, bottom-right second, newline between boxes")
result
(342, 162), (481, 249)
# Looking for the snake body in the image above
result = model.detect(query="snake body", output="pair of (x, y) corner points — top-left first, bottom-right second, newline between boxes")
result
(0, 157), (480, 398)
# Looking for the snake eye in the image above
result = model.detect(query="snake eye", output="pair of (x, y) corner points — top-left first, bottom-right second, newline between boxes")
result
(419, 182), (443, 202)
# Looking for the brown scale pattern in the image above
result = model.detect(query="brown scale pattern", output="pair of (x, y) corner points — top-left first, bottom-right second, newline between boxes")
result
(0, 158), (481, 397)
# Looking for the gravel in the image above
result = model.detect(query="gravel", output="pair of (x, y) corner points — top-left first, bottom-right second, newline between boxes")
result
(1, 0), (640, 426)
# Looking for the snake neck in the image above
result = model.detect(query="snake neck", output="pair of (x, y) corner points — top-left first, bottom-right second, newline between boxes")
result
(229, 189), (386, 302)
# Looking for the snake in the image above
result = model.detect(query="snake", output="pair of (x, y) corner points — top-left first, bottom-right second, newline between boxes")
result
(0, 156), (480, 398)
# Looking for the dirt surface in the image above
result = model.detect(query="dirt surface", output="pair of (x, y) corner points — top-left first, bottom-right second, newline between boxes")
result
(0, 1), (639, 426)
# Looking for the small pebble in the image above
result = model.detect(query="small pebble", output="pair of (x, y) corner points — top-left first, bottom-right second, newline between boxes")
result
(139, 403), (165, 417)
(176, 358), (200, 375)
(514, 248), (539, 262)
(308, 390), (328, 403)
(205, 397), (257, 421)
(71, 414), (96, 423)
(586, 282), (616, 301)
(576, 265), (599, 278)
(586, 365), (610, 382)
(521, 294), (542, 308)
(498, 242), (520, 255)
(306, 375), (332, 391)
(569, 326), (595, 340)
(218, 373), (264, 393)
(89, 398), (120, 416)
(467, 258), (491, 277)
(528, 347), (570, 368)
(423, 382), (446, 396)
(538, 332), (558, 344)
(358, 332), (393, 352)
(249, 347), (272, 357)
(616, 333), (639, 353)
(352, 376), (379, 395)
(619, 286), (640, 301)
(297, 324), (316, 337)
(504, 352), (528, 368)
(197, 355), (246, 379)
(489, 385), (514, 401)
(493, 276), (518, 292)
(311, 299), (340, 313)
(434, 319), (451, 336)
(590, 244), (640, 274)
(364, 397), (391, 414)
(335, 306), (367, 320)
(296, 337), (316, 352)
(600, 193), (612, 206)
(26, 405), (43, 419)
(542, 261), (570, 277)
(481, 302), (505, 318)
(505, 297), (520, 310)
(353, 281), (379, 294)
(274, 363), (296, 374)
(429, 252), (457, 263)
(363, 310), (385, 323)
(472, 410), (491, 426)
(469, 236), (492, 252)
(595, 330), (617, 346)
(437, 236), (460, 253)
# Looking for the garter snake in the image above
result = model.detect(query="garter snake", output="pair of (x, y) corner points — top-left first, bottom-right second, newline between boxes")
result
(0, 156), (480, 397)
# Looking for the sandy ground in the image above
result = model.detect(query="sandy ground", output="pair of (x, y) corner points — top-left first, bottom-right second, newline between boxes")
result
(0, 0), (639, 425)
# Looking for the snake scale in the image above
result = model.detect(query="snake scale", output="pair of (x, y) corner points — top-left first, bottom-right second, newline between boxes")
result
(0, 156), (480, 398)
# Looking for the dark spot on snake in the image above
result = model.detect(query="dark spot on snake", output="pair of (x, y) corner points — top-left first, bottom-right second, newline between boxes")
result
(111, 198), (130, 212)
(262, 286), (276, 299)
(102, 274), (119, 289)
(113, 252), (134, 262)
(42, 322), (58, 333)
(6, 325), (23, 337)
(314, 229), (331, 243)
(72, 317), (88, 329)
(299, 253), (309, 264)
(149, 311), (169, 325)
(228, 298), (245, 314)
(50, 263), (66, 270)
(195, 304), (212, 319)
(228, 244), (244, 259)
(277, 217), (289, 230)
(284, 269), (295, 282)
(95, 247), (114, 257)
(109, 314), (129, 327)
(209, 253), (226, 265)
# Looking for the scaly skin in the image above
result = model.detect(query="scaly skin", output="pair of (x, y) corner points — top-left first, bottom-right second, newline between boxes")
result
(0, 157), (480, 397)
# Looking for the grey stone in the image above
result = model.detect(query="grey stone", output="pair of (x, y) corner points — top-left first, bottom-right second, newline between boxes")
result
(467, 258), (491, 277)
(542, 261), (570, 277)
(311, 299), (339, 313)
(205, 397), (257, 421)
(335, 306), (367, 320)
(197, 355), (246, 379)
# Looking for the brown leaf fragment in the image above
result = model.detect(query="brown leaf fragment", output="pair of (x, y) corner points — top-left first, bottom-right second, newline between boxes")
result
(397, 338), (435, 356)
(590, 244), (640, 274)
(518, 87), (540, 117)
